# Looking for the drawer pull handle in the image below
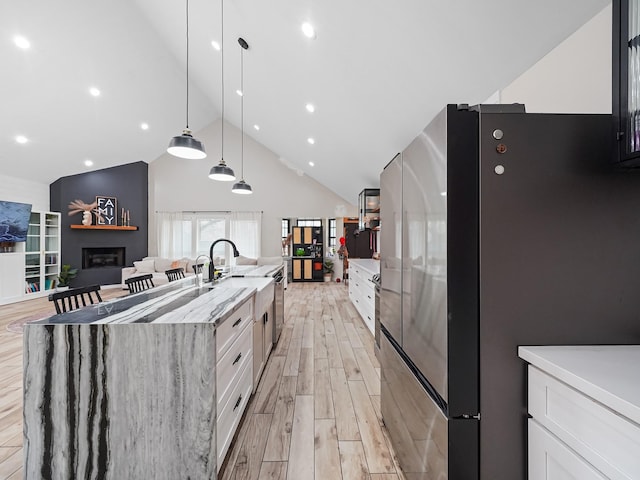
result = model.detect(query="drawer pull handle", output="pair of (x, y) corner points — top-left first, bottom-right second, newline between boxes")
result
(233, 394), (242, 411)
(232, 318), (242, 328)
(367, 295), (372, 299)
(233, 352), (242, 365)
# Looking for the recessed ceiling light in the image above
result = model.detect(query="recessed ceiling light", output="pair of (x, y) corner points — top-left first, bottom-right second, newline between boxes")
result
(15, 135), (28, 144)
(253, 124), (260, 131)
(309, 161), (315, 167)
(305, 103), (315, 113)
(140, 122), (149, 130)
(13, 35), (30, 49)
(84, 159), (94, 167)
(307, 137), (315, 145)
(301, 22), (316, 39)
(89, 87), (101, 97)
(211, 40), (221, 51)
(236, 89), (243, 96)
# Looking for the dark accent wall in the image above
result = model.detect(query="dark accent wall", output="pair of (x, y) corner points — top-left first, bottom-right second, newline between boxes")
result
(50, 162), (148, 287)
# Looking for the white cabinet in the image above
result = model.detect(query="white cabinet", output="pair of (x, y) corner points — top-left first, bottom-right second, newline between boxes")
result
(25, 211), (61, 297)
(520, 346), (640, 480)
(0, 210), (60, 304)
(0, 253), (25, 303)
(348, 259), (378, 335)
(529, 418), (606, 480)
(216, 297), (254, 470)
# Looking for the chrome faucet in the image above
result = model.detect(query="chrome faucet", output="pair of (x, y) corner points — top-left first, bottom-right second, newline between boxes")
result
(194, 254), (211, 287)
(209, 238), (240, 281)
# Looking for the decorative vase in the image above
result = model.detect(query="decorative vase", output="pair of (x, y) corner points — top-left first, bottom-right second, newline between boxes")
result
(82, 211), (92, 226)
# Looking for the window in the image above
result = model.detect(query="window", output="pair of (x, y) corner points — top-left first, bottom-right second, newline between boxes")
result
(281, 218), (291, 256)
(328, 218), (336, 252)
(297, 218), (322, 227)
(156, 211), (261, 264)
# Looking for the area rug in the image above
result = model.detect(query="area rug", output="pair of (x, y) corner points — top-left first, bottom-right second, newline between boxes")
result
(6, 313), (50, 334)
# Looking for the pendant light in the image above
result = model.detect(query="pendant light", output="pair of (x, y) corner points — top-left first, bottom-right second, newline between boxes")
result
(209, 0), (236, 181)
(167, 0), (207, 160)
(232, 37), (253, 195)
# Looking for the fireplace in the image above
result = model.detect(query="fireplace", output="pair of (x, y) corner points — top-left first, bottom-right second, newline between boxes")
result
(82, 247), (125, 269)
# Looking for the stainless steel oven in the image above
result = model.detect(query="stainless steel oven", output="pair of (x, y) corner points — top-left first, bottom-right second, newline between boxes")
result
(372, 273), (381, 357)
(273, 268), (285, 343)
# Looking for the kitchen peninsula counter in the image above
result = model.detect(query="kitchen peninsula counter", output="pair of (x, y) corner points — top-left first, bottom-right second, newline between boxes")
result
(23, 277), (255, 480)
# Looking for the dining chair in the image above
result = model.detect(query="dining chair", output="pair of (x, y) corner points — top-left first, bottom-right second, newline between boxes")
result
(48, 284), (103, 314)
(165, 267), (185, 282)
(125, 274), (155, 294)
(192, 263), (205, 275)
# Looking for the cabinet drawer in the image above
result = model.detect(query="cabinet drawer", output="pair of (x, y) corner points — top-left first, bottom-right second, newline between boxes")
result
(529, 366), (640, 480)
(529, 419), (606, 480)
(217, 322), (252, 409)
(217, 299), (253, 359)
(217, 359), (253, 469)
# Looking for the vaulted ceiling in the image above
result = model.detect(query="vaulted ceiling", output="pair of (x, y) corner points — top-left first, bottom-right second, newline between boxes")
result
(0, 0), (609, 204)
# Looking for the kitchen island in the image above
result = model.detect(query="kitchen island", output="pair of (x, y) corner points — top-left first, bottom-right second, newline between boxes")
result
(23, 277), (258, 479)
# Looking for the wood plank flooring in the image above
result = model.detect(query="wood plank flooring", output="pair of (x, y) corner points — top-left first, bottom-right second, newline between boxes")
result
(0, 282), (403, 480)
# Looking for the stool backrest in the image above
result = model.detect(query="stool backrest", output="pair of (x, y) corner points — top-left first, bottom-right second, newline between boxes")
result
(48, 285), (103, 314)
(165, 267), (185, 282)
(125, 274), (155, 294)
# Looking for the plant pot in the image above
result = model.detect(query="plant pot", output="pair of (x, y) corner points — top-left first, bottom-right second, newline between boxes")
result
(323, 274), (332, 282)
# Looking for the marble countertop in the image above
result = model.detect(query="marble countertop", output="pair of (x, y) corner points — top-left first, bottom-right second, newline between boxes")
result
(519, 345), (640, 425)
(32, 277), (255, 326)
(348, 258), (380, 276)
(229, 264), (284, 277)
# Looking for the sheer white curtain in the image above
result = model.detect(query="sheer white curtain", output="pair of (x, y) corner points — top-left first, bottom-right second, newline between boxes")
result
(156, 211), (187, 259)
(230, 211), (262, 259)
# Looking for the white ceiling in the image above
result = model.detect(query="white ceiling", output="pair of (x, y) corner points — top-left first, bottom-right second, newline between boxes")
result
(0, 0), (609, 204)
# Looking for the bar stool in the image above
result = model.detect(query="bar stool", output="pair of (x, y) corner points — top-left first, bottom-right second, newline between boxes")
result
(165, 267), (185, 282)
(125, 274), (155, 294)
(48, 285), (103, 314)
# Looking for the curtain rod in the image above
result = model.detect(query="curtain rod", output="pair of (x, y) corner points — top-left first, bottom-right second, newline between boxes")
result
(155, 210), (263, 214)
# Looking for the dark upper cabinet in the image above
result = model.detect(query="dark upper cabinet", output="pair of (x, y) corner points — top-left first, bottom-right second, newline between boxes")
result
(358, 188), (380, 231)
(613, 0), (640, 166)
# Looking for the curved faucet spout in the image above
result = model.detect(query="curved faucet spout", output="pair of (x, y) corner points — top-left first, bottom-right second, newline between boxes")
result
(209, 238), (240, 281)
(194, 254), (211, 287)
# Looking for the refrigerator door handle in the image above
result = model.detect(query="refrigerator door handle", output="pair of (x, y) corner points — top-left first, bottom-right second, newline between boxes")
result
(453, 413), (481, 420)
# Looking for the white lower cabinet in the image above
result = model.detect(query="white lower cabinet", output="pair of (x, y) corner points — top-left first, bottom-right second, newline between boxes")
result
(215, 297), (254, 472)
(217, 358), (253, 467)
(348, 260), (376, 335)
(521, 347), (640, 480)
(529, 419), (606, 480)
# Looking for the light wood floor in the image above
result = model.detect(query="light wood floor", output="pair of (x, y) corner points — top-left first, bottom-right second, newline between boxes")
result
(0, 282), (402, 480)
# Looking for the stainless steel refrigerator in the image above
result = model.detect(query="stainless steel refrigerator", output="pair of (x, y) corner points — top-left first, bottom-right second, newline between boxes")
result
(379, 104), (640, 480)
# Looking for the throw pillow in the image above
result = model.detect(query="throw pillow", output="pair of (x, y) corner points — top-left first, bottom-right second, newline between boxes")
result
(257, 256), (283, 266)
(170, 260), (181, 269)
(236, 255), (258, 265)
(155, 258), (173, 273)
(133, 259), (156, 274)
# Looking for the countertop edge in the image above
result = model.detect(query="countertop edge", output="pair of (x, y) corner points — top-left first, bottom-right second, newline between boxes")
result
(518, 345), (640, 425)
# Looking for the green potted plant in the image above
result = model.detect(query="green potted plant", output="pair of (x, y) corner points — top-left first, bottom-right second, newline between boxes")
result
(323, 259), (334, 282)
(57, 264), (78, 290)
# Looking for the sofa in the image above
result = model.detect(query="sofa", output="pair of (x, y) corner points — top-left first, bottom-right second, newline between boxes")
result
(120, 256), (220, 289)
(121, 255), (286, 289)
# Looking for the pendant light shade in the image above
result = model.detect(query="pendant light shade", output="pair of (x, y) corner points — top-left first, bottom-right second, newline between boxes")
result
(231, 179), (253, 194)
(210, 0), (236, 181)
(232, 37), (253, 195)
(168, 129), (206, 159)
(167, 0), (206, 159)
(209, 161), (236, 181)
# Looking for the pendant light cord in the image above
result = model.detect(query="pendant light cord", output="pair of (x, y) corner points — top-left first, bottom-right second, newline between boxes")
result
(220, 0), (225, 161)
(186, 0), (190, 129)
(240, 45), (244, 179)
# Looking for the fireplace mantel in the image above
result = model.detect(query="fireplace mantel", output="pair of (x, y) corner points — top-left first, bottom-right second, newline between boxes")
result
(70, 225), (138, 231)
